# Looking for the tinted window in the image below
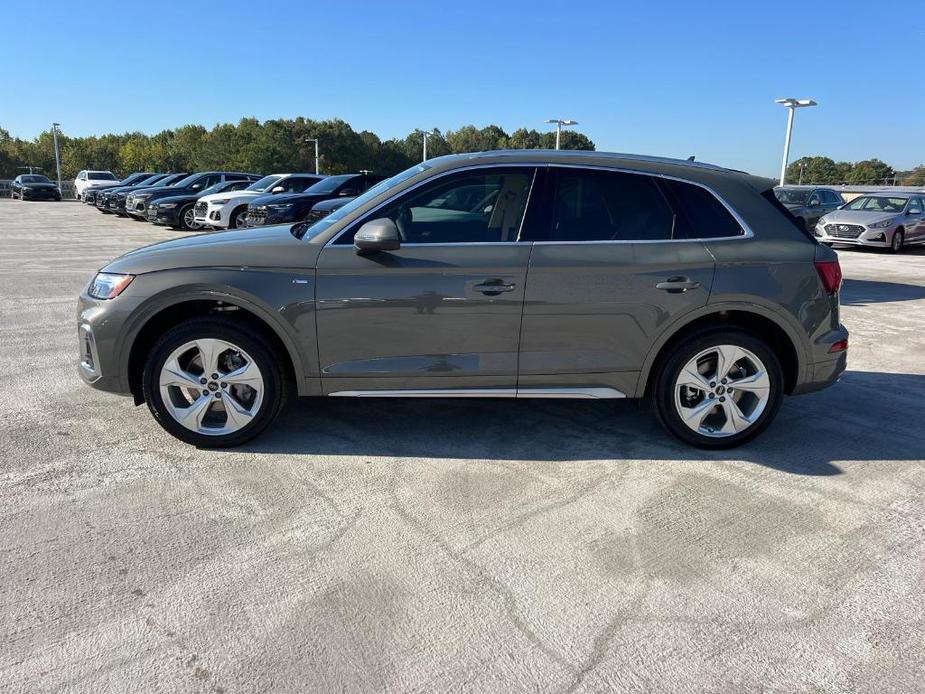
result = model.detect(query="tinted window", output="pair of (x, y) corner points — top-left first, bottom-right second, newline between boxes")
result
(276, 176), (320, 193)
(908, 198), (923, 214)
(660, 179), (744, 239)
(88, 172), (116, 181)
(546, 169), (673, 241)
(21, 175), (50, 183)
(822, 190), (842, 204)
(336, 168), (534, 244)
(807, 192), (821, 206)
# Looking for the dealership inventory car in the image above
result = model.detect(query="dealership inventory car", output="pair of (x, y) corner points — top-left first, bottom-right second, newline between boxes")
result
(10, 174), (61, 201)
(74, 170), (119, 200)
(84, 172), (155, 205)
(100, 173), (188, 215)
(303, 195), (356, 226)
(147, 177), (261, 230)
(194, 173), (326, 229)
(244, 173), (386, 227)
(77, 150), (847, 449)
(126, 172), (259, 220)
(815, 192), (925, 252)
(774, 186), (844, 230)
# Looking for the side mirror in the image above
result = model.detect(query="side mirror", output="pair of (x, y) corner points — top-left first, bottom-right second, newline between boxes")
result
(808, 199), (819, 207)
(354, 218), (400, 254)
(271, 186), (285, 193)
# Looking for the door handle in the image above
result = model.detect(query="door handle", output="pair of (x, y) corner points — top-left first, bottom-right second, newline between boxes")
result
(656, 277), (701, 293)
(473, 280), (517, 296)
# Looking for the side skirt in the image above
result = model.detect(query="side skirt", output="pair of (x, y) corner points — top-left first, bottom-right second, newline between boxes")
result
(328, 387), (626, 399)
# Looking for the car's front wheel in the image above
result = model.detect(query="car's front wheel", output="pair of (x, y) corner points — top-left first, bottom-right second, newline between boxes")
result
(654, 329), (783, 449)
(142, 319), (288, 447)
(173, 204), (203, 231)
(890, 228), (904, 253)
(228, 206), (248, 229)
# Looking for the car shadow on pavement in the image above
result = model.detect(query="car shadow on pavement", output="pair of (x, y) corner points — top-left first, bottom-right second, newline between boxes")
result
(841, 278), (925, 305)
(241, 370), (925, 476)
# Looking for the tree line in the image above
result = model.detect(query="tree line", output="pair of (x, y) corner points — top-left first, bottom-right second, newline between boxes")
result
(0, 119), (595, 181)
(785, 156), (925, 186)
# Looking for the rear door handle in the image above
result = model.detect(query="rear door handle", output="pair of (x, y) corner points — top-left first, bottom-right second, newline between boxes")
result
(473, 280), (517, 295)
(656, 277), (701, 293)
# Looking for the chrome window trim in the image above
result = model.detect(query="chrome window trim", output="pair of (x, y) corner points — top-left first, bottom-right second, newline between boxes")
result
(324, 161), (753, 248)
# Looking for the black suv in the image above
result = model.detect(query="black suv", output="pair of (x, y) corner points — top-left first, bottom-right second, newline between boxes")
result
(244, 173), (386, 226)
(124, 172), (259, 220)
(98, 174), (188, 215)
(83, 172), (154, 205)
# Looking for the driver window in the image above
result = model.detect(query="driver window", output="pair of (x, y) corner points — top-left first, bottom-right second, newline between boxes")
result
(908, 198), (923, 214)
(808, 192), (820, 206)
(342, 168), (534, 244)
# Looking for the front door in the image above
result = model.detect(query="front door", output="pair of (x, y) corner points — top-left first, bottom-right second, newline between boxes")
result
(518, 167), (724, 398)
(314, 167), (536, 394)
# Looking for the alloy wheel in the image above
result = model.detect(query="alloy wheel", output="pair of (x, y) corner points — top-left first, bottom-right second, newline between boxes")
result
(673, 344), (771, 438)
(183, 207), (203, 230)
(158, 338), (264, 436)
(233, 210), (248, 229)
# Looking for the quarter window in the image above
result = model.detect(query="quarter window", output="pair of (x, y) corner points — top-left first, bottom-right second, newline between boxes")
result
(660, 178), (744, 239)
(338, 168), (534, 244)
(548, 169), (674, 241)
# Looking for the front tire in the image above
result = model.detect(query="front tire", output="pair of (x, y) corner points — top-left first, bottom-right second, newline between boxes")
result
(654, 328), (783, 449)
(142, 319), (288, 447)
(172, 203), (203, 231)
(890, 228), (904, 253)
(228, 205), (248, 229)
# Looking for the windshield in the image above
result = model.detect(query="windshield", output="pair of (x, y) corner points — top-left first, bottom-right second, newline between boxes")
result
(137, 174), (168, 186)
(199, 181), (235, 196)
(303, 175), (354, 195)
(774, 189), (811, 204)
(88, 172), (116, 181)
(845, 196), (907, 213)
(246, 175), (283, 192)
(122, 173), (150, 185)
(21, 175), (50, 183)
(293, 164), (430, 240)
(171, 173), (204, 188)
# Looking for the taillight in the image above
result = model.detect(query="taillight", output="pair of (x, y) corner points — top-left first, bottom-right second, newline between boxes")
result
(815, 259), (842, 294)
(828, 339), (848, 353)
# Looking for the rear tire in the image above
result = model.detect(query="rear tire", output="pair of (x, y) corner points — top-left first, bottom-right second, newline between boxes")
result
(654, 328), (783, 449)
(141, 318), (288, 447)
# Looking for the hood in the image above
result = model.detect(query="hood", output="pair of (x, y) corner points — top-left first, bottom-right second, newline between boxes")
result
(22, 182), (58, 189)
(313, 197), (354, 211)
(782, 202), (806, 211)
(821, 209), (897, 226)
(102, 224), (319, 275)
(83, 181), (121, 189)
(250, 192), (327, 207)
(153, 193), (197, 206)
(199, 190), (263, 203)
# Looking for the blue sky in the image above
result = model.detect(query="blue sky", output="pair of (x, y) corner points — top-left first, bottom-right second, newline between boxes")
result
(5, 0), (923, 176)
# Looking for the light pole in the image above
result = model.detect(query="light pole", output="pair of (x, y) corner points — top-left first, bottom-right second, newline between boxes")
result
(774, 98), (816, 185)
(304, 138), (319, 174)
(544, 118), (578, 150)
(415, 128), (440, 161)
(51, 123), (63, 194)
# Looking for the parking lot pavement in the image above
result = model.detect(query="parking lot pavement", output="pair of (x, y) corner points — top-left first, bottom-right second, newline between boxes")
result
(1, 199), (923, 693)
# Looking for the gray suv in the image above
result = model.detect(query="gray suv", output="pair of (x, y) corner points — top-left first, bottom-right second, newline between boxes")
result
(77, 151), (848, 449)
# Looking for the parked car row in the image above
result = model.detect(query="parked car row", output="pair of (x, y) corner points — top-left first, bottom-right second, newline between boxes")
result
(76, 168), (385, 232)
(774, 185), (925, 252)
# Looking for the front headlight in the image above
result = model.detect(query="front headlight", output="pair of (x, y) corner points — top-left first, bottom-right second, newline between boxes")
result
(159, 202), (177, 209)
(135, 193), (152, 200)
(817, 216), (829, 226)
(268, 203), (293, 211)
(211, 198), (230, 206)
(88, 273), (135, 300)
(869, 219), (894, 229)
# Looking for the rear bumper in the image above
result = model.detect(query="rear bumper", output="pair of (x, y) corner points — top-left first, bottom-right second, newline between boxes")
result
(792, 351), (847, 395)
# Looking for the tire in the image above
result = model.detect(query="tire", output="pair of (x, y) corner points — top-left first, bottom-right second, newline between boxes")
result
(173, 203), (203, 231)
(141, 318), (288, 447)
(228, 205), (248, 229)
(654, 328), (784, 449)
(890, 228), (904, 253)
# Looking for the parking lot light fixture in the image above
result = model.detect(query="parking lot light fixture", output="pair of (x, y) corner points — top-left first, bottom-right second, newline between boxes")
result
(304, 138), (320, 174)
(544, 119), (578, 150)
(775, 98), (816, 185)
(414, 129), (441, 162)
(52, 123), (63, 194)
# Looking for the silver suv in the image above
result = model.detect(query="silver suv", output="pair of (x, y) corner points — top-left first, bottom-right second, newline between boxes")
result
(77, 151), (848, 449)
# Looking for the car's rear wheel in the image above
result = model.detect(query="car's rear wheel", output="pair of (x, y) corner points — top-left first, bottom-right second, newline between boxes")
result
(142, 319), (288, 447)
(890, 228), (904, 253)
(654, 329), (783, 449)
(229, 206), (248, 229)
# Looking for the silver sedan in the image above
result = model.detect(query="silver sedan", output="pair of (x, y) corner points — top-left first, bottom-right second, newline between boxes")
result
(815, 193), (925, 252)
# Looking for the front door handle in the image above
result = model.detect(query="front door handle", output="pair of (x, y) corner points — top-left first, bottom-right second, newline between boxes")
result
(473, 280), (517, 296)
(656, 277), (701, 293)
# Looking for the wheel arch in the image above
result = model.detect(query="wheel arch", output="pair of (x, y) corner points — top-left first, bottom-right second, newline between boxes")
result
(635, 304), (806, 398)
(123, 292), (308, 404)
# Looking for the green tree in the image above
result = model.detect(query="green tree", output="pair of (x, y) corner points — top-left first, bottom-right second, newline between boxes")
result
(845, 158), (895, 185)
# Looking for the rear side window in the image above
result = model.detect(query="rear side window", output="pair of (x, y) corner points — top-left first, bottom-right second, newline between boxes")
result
(659, 179), (744, 239)
(760, 188), (816, 241)
(547, 169), (674, 241)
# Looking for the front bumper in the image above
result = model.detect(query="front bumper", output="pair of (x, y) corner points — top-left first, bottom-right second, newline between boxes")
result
(21, 189), (61, 200)
(244, 208), (296, 227)
(147, 206), (181, 226)
(814, 222), (892, 247)
(195, 204), (230, 228)
(76, 292), (140, 395)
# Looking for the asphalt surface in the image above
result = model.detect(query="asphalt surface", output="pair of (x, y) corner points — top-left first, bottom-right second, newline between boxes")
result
(2, 199), (924, 693)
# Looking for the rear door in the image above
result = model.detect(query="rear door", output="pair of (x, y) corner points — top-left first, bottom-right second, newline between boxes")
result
(314, 166), (536, 394)
(518, 167), (720, 397)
